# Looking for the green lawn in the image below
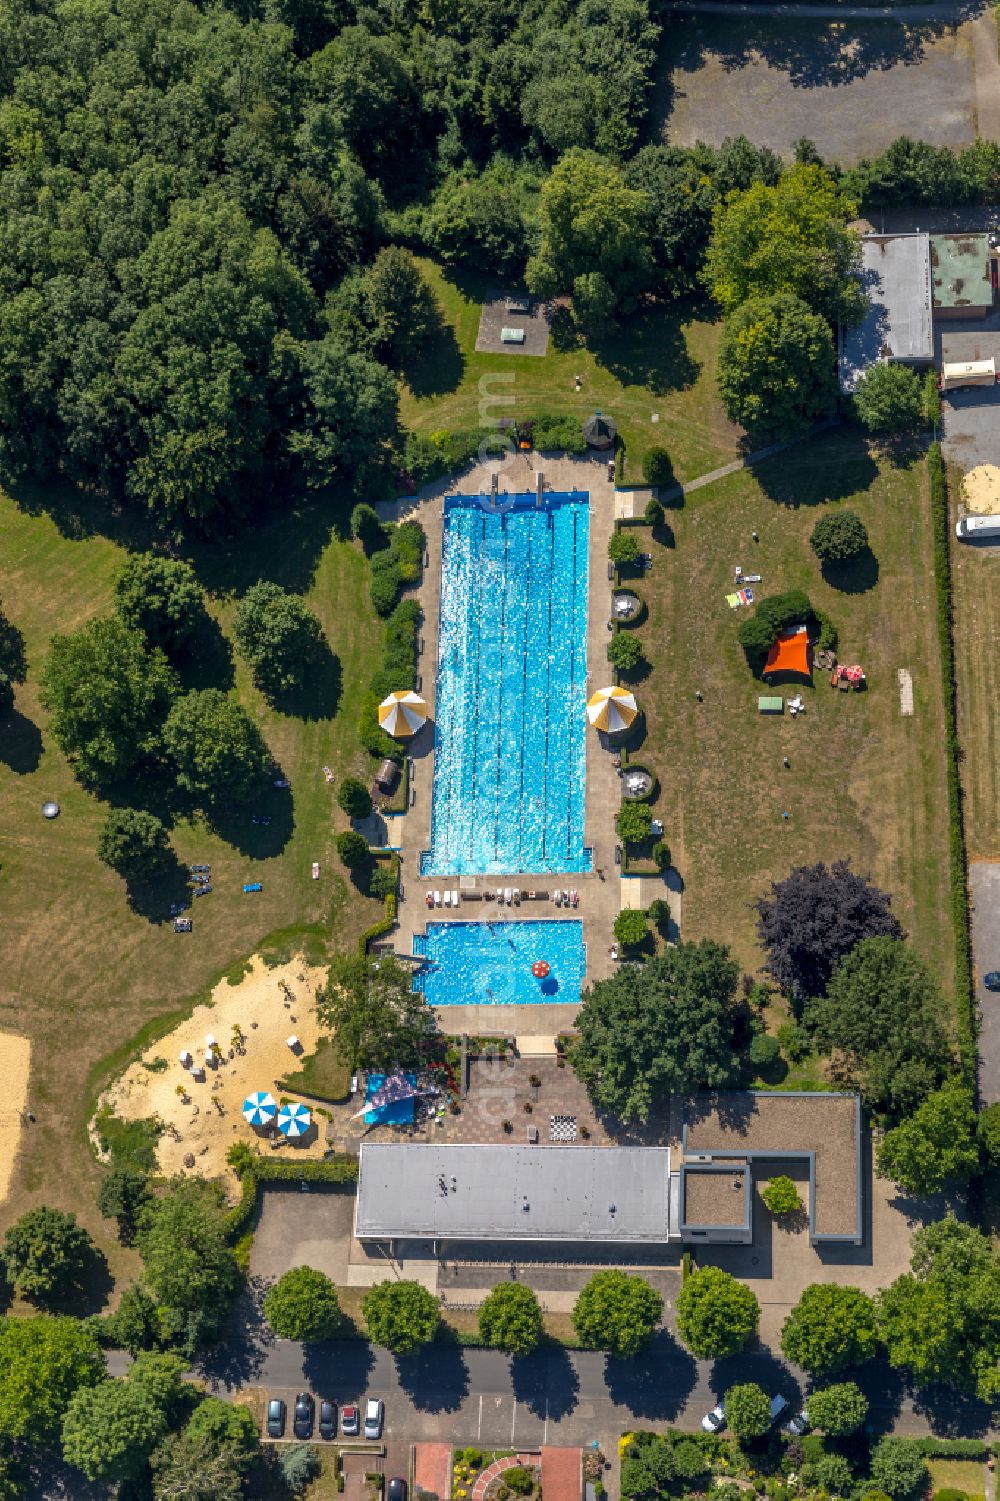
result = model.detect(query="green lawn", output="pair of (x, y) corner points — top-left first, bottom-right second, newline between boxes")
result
(927, 1460), (986, 1498)
(400, 260), (740, 485)
(278, 1035), (351, 1103)
(0, 485), (384, 1273)
(623, 431), (954, 997)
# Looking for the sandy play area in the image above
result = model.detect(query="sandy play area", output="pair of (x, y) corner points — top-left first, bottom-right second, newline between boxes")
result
(0, 1032), (30, 1205)
(962, 464), (1000, 515)
(94, 957), (330, 1188)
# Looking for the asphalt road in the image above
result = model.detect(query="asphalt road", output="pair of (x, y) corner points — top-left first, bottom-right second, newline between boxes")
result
(166, 1319), (995, 1449)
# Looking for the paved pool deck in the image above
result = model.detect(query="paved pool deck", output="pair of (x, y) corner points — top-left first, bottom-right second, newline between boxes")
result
(376, 452), (659, 1033)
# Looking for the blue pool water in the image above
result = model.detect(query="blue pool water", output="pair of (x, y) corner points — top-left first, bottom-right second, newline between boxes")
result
(422, 491), (591, 877)
(364, 1072), (417, 1125)
(413, 920), (586, 1007)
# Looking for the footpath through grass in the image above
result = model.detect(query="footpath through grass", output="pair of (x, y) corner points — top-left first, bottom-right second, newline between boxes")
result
(628, 430), (954, 994)
(400, 260), (740, 486)
(0, 486), (384, 1267)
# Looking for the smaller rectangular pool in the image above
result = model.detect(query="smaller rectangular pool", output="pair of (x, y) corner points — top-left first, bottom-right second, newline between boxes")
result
(413, 920), (586, 1007)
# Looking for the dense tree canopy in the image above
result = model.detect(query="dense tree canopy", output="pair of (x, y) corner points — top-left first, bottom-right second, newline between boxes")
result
(806, 937), (952, 1119)
(526, 149), (652, 306)
(853, 361), (923, 433)
(136, 1181), (240, 1350)
(97, 808), (172, 883)
(233, 580), (326, 698)
(317, 952), (437, 1070)
(717, 293), (837, 440)
(62, 1377), (169, 1483)
(705, 163), (862, 324)
(2, 1206), (94, 1305)
(264, 1266), (342, 1341)
(723, 1383), (772, 1439)
(804, 1381), (869, 1435)
(362, 1277), (439, 1354)
(162, 688), (270, 803)
(478, 1282), (544, 1357)
(876, 1081), (980, 1195)
(41, 617), (178, 788)
(114, 556), (206, 655)
(571, 941), (741, 1122)
(0, 1315), (104, 1444)
(675, 1266), (759, 1359)
(877, 1217), (1000, 1402)
(779, 1284), (880, 1378)
(810, 511), (869, 565)
(571, 1270), (663, 1357)
(755, 860), (904, 1003)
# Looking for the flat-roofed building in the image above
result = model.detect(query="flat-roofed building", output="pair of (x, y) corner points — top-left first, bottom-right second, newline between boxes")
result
(931, 233), (995, 320)
(839, 232), (933, 392)
(355, 1142), (678, 1250)
(682, 1092), (863, 1245)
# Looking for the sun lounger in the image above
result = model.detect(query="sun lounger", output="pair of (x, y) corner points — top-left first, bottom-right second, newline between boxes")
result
(312, 862), (320, 879)
(443, 890), (451, 907)
(174, 918), (192, 933)
(243, 882), (262, 893)
(513, 888), (521, 905)
(194, 884), (212, 896)
(323, 766), (334, 782)
(434, 890), (442, 906)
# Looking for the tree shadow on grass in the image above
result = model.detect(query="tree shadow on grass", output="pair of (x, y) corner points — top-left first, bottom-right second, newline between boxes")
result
(0, 613), (27, 682)
(267, 646), (342, 722)
(0, 709), (43, 773)
(207, 783), (294, 860)
(123, 853), (193, 925)
(755, 444), (879, 506)
(396, 1340), (470, 1412)
(590, 301), (702, 396)
(181, 498), (348, 599)
(604, 1331), (698, 1422)
(7, 472), (159, 550)
(175, 612), (236, 693)
(820, 547), (880, 595)
(511, 1343), (580, 1420)
(33, 1243), (114, 1320)
(401, 317), (465, 400)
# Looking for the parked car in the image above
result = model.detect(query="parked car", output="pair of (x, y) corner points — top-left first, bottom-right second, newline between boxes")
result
(785, 1408), (809, 1436)
(266, 1398), (286, 1439)
(985, 972), (1000, 991)
(769, 1395), (789, 1425)
(293, 1392), (314, 1440)
(319, 1401), (337, 1441)
(388, 1480), (408, 1501)
(341, 1404), (360, 1436)
(701, 1402), (726, 1433)
(364, 1398), (384, 1439)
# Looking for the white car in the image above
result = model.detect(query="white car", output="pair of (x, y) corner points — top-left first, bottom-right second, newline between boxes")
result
(785, 1408), (809, 1436)
(701, 1402), (726, 1433)
(769, 1394), (789, 1424)
(364, 1397), (384, 1440)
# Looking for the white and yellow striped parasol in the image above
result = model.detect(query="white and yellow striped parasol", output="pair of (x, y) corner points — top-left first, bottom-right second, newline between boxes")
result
(587, 686), (638, 735)
(378, 690), (428, 738)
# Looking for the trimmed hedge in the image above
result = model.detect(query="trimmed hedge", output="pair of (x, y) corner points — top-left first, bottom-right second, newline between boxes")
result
(359, 597), (421, 765)
(225, 1154), (359, 1239)
(928, 443), (975, 1078)
(358, 892), (397, 956)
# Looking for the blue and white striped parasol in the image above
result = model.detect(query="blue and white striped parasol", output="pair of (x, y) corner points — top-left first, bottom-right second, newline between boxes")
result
(242, 1091), (277, 1126)
(277, 1101), (311, 1138)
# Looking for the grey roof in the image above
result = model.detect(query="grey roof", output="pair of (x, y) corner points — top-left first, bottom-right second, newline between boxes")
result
(839, 233), (933, 392)
(355, 1142), (673, 1242)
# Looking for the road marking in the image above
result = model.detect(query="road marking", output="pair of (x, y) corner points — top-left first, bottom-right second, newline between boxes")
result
(511, 1398), (517, 1446)
(543, 1396), (548, 1445)
(478, 1395), (483, 1441)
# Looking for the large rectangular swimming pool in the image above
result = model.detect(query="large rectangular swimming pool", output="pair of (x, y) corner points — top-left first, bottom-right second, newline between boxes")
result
(413, 920), (586, 1007)
(422, 491), (590, 877)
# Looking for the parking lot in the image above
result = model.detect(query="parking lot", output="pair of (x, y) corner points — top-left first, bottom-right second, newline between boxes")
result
(971, 863), (1000, 1104)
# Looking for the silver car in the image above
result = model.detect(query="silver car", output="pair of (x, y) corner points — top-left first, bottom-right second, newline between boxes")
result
(364, 1397), (384, 1439)
(701, 1402), (726, 1433)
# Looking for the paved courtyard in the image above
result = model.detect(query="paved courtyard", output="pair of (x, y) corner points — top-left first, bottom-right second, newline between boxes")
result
(658, 12), (982, 162)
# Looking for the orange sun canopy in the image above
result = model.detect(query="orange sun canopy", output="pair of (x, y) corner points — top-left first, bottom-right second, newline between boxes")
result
(764, 626), (810, 677)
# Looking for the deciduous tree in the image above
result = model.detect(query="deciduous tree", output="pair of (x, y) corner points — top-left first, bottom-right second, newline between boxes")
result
(717, 293), (837, 440)
(675, 1266), (759, 1359)
(162, 689), (270, 803)
(526, 150), (652, 308)
(2, 1206), (94, 1306)
(755, 860), (903, 1003)
(779, 1284), (879, 1378)
(362, 1278), (439, 1354)
(804, 1381), (869, 1435)
(723, 1382), (771, 1439)
(853, 363), (922, 433)
(317, 953), (437, 1071)
(0, 1315), (104, 1444)
(876, 1081), (980, 1194)
(572, 1270), (663, 1357)
(62, 1376), (169, 1483)
(114, 557), (206, 655)
(869, 1438), (928, 1500)
(263, 1267), (342, 1341)
(97, 809), (172, 884)
(478, 1283), (544, 1356)
(809, 511), (869, 564)
(233, 581), (326, 699)
(571, 942), (741, 1122)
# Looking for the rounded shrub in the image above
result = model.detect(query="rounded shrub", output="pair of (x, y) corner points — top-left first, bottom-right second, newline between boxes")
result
(644, 497), (665, 526)
(614, 908), (648, 948)
(810, 510), (869, 565)
(505, 1468), (534, 1496)
(608, 530), (640, 565)
(616, 801), (652, 845)
(642, 448), (673, 487)
(761, 1175), (801, 1216)
(652, 839), (671, 870)
(607, 632), (644, 672)
(336, 830), (370, 868)
(749, 1033), (780, 1068)
(338, 777), (372, 819)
